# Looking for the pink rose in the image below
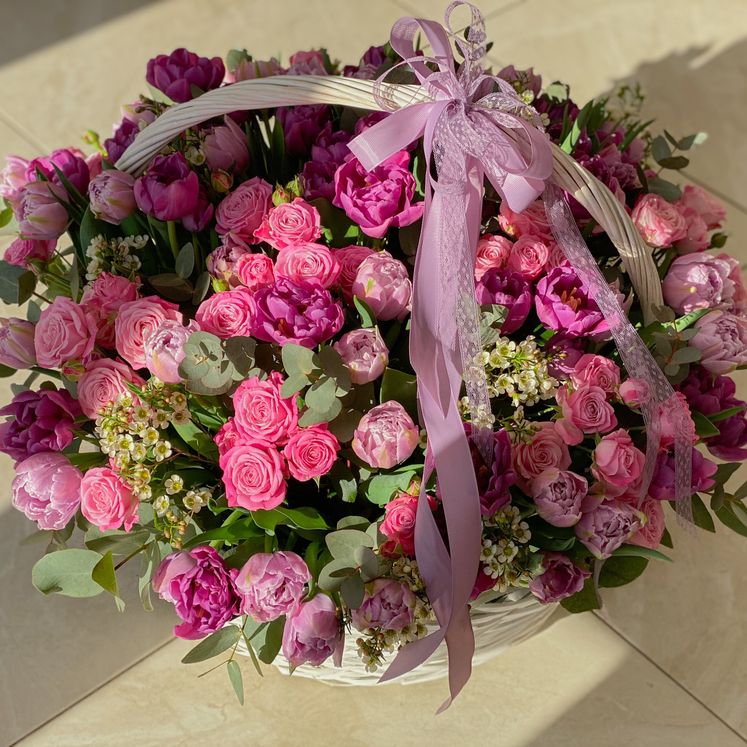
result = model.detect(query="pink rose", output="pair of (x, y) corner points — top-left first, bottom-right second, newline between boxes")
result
(283, 425), (339, 481)
(3, 237), (56, 269)
(12, 452), (82, 530)
(529, 552), (590, 604)
(513, 422), (571, 488)
(80, 466), (139, 532)
(333, 244), (374, 302)
(77, 358), (144, 419)
(214, 418), (242, 459)
(555, 384), (617, 445)
(236, 551), (310, 622)
(678, 184), (726, 230)
(592, 429), (645, 496)
(232, 372), (298, 444)
(658, 392), (696, 448)
(0, 317), (36, 369)
(275, 242), (341, 289)
(333, 327), (389, 384)
(202, 116), (249, 173)
(216, 176), (273, 244)
(691, 310), (747, 374)
(575, 499), (644, 559)
(253, 198), (322, 249)
(380, 490), (417, 555)
(631, 193), (687, 248)
(235, 253), (275, 291)
(351, 578), (416, 632)
(674, 204), (709, 254)
(143, 319), (199, 384)
(287, 49), (327, 76)
(352, 250), (412, 321)
(80, 272), (139, 348)
(195, 288), (255, 338)
(18, 181), (69, 240)
(530, 468), (588, 528)
(627, 496), (665, 550)
(506, 235), (550, 279)
(88, 170), (136, 224)
(35, 296), (98, 368)
(114, 296), (182, 369)
(282, 593), (340, 667)
(619, 378), (651, 407)
(570, 354), (621, 394)
(663, 253), (732, 313)
(352, 401), (419, 469)
(207, 241), (251, 287)
(474, 234), (512, 280)
(220, 441), (287, 511)
(498, 200), (552, 239)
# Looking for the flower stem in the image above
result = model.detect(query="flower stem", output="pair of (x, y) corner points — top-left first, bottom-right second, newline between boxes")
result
(167, 221), (180, 261)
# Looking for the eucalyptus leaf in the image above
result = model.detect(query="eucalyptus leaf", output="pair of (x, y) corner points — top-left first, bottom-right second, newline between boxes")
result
(379, 367), (418, 421)
(341, 574), (365, 609)
(325, 528), (374, 559)
(598, 555), (648, 587)
(147, 273), (194, 302)
(318, 558), (356, 591)
(32, 548), (105, 598)
(0, 261), (36, 305)
(181, 625), (241, 664)
(281, 343), (317, 377)
(305, 376), (339, 412)
(227, 659), (244, 704)
(192, 272), (211, 305)
(85, 528), (150, 556)
(223, 336), (257, 376)
(175, 242), (195, 279)
(252, 616), (285, 664)
(365, 470), (417, 506)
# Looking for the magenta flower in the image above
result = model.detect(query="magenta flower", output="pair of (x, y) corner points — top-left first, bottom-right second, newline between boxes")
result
(146, 47), (225, 103)
(282, 593), (340, 667)
(88, 170), (137, 224)
(649, 447), (717, 501)
(277, 104), (331, 157)
(134, 153), (200, 221)
(302, 125), (352, 201)
(463, 424), (515, 517)
(475, 268), (533, 334)
(26, 147), (90, 197)
(17, 181), (69, 240)
(529, 552), (590, 604)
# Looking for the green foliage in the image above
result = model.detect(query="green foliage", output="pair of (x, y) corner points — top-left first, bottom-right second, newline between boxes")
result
(560, 575), (600, 613)
(0, 261), (36, 305)
(227, 659), (244, 704)
(175, 242), (195, 279)
(32, 548), (105, 598)
(92, 551), (125, 610)
(598, 555), (648, 588)
(364, 467), (419, 506)
(85, 528), (150, 556)
(173, 421), (219, 461)
(182, 625), (242, 664)
(353, 296), (377, 328)
(252, 506), (329, 534)
(479, 304), (508, 347)
(379, 367), (417, 420)
(612, 545), (672, 562)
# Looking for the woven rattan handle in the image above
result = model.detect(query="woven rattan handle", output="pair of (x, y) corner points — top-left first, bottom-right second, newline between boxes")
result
(118, 76), (662, 320)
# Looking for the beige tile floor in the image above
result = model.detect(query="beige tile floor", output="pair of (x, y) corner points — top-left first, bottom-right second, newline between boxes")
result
(1, 0), (747, 744)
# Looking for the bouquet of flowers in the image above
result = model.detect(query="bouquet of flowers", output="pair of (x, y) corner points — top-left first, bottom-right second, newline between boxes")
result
(2, 1), (746, 706)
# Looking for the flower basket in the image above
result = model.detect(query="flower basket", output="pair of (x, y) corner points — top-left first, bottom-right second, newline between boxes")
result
(3, 0), (747, 709)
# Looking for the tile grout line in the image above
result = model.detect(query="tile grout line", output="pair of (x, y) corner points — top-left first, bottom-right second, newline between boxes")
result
(593, 611), (747, 745)
(8, 637), (175, 747)
(0, 108), (48, 155)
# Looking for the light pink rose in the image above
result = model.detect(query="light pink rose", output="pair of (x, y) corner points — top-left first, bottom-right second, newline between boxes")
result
(219, 441), (287, 511)
(352, 401), (419, 469)
(333, 327), (389, 384)
(570, 354), (621, 394)
(214, 418), (241, 459)
(674, 204), (709, 254)
(287, 49), (328, 76)
(81, 272), (139, 348)
(235, 252), (275, 291)
(80, 466), (139, 531)
(592, 429), (645, 496)
(77, 358), (144, 418)
(352, 250), (412, 321)
(474, 234), (512, 280)
(555, 384), (617, 445)
(333, 245), (374, 302)
(282, 593), (340, 667)
(506, 235), (550, 279)
(143, 319), (199, 384)
(678, 184), (726, 230)
(0, 317), (36, 369)
(627, 496), (666, 549)
(691, 310), (747, 374)
(88, 170), (137, 224)
(283, 425), (339, 481)
(114, 296), (182, 369)
(12, 452), (82, 530)
(215, 176), (273, 244)
(203, 116), (249, 173)
(575, 499), (644, 559)
(530, 468), (588, 527)
(631, 193), (687, 248)
(18, 181), (69, 240)
(253, 198), (322, 249)
(275, 242), (341, 289)
(663, 253), (732, 313)
(658, 392), (696, 448)
(235, 551), (310, 622)
(513, 422), (571, 488)
(195, 288), (255, 338)
(498, 199), (552, 239)
(232, 371), (298, 444)
(35, 296), (98, 368)
(3, 237), (56, 269)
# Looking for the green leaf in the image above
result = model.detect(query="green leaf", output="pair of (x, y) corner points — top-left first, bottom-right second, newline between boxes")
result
(223, 336), (257, 377)
(308, 198), (356, 247)
(365, 470), (417, 506)
(657, 155), (689, 171)
(181, 625), (242, 664)
(690, 493), (716, 532)
(175, 242), (195, 279)
(281, 343), (317, 377)
(692, 411), (721, 439)
(173, 421), (219, 460)
(560, 99), (593, 154)
(670, 346), (701, 365)
(612, 545), (672, 562)
(337, 515), (370, 531)
(91, 551), (125, 610)
(354, 545), (381, 581)
(651, 135), (671, 163)
(379, 368), (418, 421)
(325, 528), (374, 560)
(0, 261), (36, 305)
(305, 375), (339, 413)
(677, 132), (708, 150)
(709, 405), (746, 422)
(353, 296), (377, 328)
(341, 574), (365, 609)
(329, 463), (358, 502)
(673, 308), (709, 332)
(147, 273), (194, 303)
(560, 575), (600, 612)
(0, 203), (13, 228)
(192, 272), (211, 305)
(252, 616), (285, 664)
(227, 659), (244, 704)
(65, 451), (107, 470)
(252, 506), (329, 534)
(647, 177), (682, 202)
(86, 528), (150, 556)
(182, 519), (263, 549)
(281, 373), (309, 399)
(598, 555), (648, 587)
(317, 346), (351, 394)
(31, 548), (105, 598)
(715, 502), (747, 537)
(318, 558), (356, 591)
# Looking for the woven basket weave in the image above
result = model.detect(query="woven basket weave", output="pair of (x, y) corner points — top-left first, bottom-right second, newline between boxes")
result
(119, 75), (657, 684)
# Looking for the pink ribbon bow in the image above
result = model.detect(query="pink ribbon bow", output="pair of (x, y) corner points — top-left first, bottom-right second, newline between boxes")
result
(349, 0), (692, 711)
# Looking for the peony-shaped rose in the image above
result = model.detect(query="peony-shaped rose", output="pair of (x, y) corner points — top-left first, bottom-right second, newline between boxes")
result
(691, 310), (747, 374)
(275, 242), (340, 289)
(575, 500), (644, 559)
(380, 491), (418, 556)
(3, 237), (56, 269)
(333, 245), (374, 302)
(498, 199), (552, 239)
(631, 193), (687, 247)
(235, 252), (275, 291)
(530, 468), (588, 527)
(232, 372), (298, 444)
(220, 441), (287, 511)
(207, 242), (251, 287)
(88, 170), (136, 224)
(352, 250), (412, 321)
(114, 296), (182, 369)
(0, 317), (36, 369)
(675, 204), (710, 254)
(592, 429), (645, 496)
(143, 319), (198, 384)
(475, 234), (512, 280)
(34, 296), (97, 368)
(12, 452), (82, 530)
(333, 151), (424, 238)
(619, 378), (651, 407)
(26, 147), (90, 198)
(134, 153), (199, 221)
(333, 327), (389, 384)
(352, 401), (419, 469)
(663, 253), (732, 314)
(216, 177), (273, 244)
(80, 467), (139, 532)
(0, 388), (81, 462)
(627, 496), (666, 550)
(283, 425), (340, 481)
(195, 288), (255, 339)
(303, 126), (352, 202)
(251, 277), (344, 348)
(17, 181), (69, 240)
(80, 273), (140, 349)
(235, 551), (310, 623)
(506, 235), (550, 280)
(152, 546), (240, 640)
(202, 116), (249, 173)
(555, 384), (617, 445)
(529, 552), (590, 604)
(569, 354), (620, 394)
(475, 268), (533, 334)
(146, 47), (225, 103)
(351, 579), (416, 632)
(77, 358), (144, 419)
(254, 198), (322, 249)
(513, 422), (571, 487)
(649, 447), (717, 501)
(678, 184), (726, 230)
(282, 593), (340, 667)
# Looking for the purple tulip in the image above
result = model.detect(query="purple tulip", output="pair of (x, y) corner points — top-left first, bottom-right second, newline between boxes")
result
(0, 317), (36, 369)
(26, 148), (90, 197)
(277, 104), (331, 157)
(134, 153), (199, 221)
(146, 47), (225, 103)
(351, 579), (416, 632)
(529, 552), (590, 604)
(575, 500), (644, 559)
(649, 447), (717, 502)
